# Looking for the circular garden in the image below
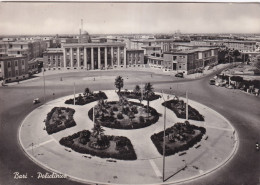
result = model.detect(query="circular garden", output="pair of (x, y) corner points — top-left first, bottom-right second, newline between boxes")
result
(88, 96), (160, 129)
(42, 76), (207, 160)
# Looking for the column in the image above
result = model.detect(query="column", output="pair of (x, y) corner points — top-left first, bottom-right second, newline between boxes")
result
(117, 47), (120, 66)
(104, 47), (107, 69)
(111, 47), (113, 67)
(70, 48), (73, 67)
(124, 47), (126, 67)
(98, 47), (101, 69)
(63, 48), (66, 68)
(84, 47), (87, 69)
(91, 47), (94, 70)
(77, 47), (80, 68)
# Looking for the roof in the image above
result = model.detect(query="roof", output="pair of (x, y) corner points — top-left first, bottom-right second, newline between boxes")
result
(126, 49), (144, 52)
(164, 47), (218, 55)
(63, 42), (125, 47)
(141, 46), (161, 48)
(44, 48), (63, 54)
(0, 55), (27, 60)
(146, 56), (164, 60)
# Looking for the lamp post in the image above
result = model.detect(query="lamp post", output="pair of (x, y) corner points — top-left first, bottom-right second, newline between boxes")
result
(43, 68), (46, 102)
(73, 82), (76, 105)
(161, 90), (167, 182)
(186, 91), (188, 120)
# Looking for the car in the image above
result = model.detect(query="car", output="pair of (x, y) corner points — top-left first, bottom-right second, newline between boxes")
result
(175, 73), (184, 78)
(33, 98), (40, 104)
(209, 79), (215, 85)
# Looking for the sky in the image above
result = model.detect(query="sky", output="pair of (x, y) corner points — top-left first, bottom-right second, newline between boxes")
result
(0, 2), (260, 35)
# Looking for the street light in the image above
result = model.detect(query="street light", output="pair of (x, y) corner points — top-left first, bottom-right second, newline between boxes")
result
(43, 68), (46, 102)
(160, 90), (167, 182)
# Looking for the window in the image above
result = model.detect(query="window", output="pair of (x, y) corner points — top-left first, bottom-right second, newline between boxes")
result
(22, 60), (25, 65)
(179, 66), (181, 68)
(21, 45), (23, 49)
(8, 62), (11, 68)
(15, 61), (18, 66)
(173, 56), (177, 60)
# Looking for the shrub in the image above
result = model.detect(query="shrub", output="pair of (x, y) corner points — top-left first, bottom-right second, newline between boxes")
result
(59, 130), (137, 160)
(139, 116), (145, 123)
(113, 106), (118, 111)
(151, 122), (206, 156)
(117, 112), (124, 119)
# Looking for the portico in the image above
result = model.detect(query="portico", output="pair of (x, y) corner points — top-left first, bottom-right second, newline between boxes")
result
(63, 43), (126, 70)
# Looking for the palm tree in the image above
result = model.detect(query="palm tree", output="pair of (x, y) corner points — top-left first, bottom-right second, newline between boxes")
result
(91, 124), (105, 142)
(134, 85), (141, 95)
(84, 87), (90, 97)
(115, 76), (124, 93)
(144, 82), (154, 117)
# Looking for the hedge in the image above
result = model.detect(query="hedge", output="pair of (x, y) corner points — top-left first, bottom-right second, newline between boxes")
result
(162, 100), (204, 121)
(45, 107), (76, 134)
(88, 101), (160, 129)
(59, 130), (137, 160)
(118, 91), (161, 101)
(65, 91), (107, 105)
(151, 122), (206, 156)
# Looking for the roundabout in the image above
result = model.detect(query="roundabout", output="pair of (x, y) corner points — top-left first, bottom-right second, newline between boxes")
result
(19, 90), (238, 185)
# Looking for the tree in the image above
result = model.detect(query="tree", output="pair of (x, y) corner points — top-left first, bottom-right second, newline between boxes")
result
(144, 82), (154, 117)
(91, 124), (105, 142)
(134, 85), (141, 95)
(84, 87), (90, 97)
(232, 50), (240, 62)
(115, 76), (124, 92)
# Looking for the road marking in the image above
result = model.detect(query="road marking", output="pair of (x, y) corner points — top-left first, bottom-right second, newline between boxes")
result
(205, 125), (233, 131)
(149, 159), (162, 178)
(26, 139), (54, 150)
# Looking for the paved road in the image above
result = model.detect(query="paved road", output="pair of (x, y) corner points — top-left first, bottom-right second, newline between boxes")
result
(0, 69), (259, 185)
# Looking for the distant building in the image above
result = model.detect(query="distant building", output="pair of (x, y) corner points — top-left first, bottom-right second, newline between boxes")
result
(126, 49), (145, 67)
(0, 41), (47, 60)
(223, 40), (256, 52)
(0, 55), (28, 83)
(79, 31), (91, 43)
(28, 58), (42, 75)
(141, 46), (162, 56)
(147, 47), (218, 74)
(43, 48), (64, 69)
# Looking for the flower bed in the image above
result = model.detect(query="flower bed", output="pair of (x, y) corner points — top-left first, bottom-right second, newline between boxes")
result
(151, 121), (206, 156)
(162, 99), (204, 121)
(45, 107), (76, 134)
(65, 91), (107, 105)
(59, 130), (137, 160)
(88, 101), (160, 129)
(118, 91), (161, 101)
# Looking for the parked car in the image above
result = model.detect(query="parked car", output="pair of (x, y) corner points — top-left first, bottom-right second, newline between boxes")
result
(209, 79), (215, 85)
(33, 98), (40, 104)
(175, 73), (184, 78)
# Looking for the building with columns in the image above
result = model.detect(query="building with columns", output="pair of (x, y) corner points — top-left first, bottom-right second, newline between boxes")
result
(62, 42), (126, 70)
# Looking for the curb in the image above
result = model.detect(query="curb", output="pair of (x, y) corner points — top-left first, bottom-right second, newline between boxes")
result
(18, 91), (239, 185)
